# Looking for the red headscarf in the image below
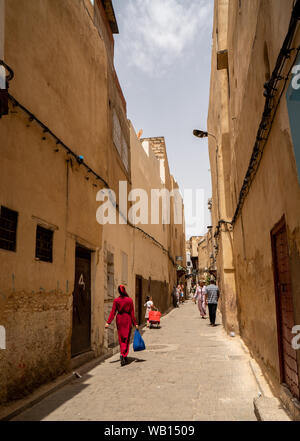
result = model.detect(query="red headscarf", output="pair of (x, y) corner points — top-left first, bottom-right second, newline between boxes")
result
(118, 285), (128, 296)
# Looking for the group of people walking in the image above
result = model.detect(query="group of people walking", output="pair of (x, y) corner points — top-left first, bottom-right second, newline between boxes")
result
(192, 279), (220, 326)
(105, 279), (220, 367)
(171, 284), (185, 308)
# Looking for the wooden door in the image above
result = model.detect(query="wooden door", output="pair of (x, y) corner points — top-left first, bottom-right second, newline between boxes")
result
(71, 246), (91, 357)
(135, 276), (143, 325)
(272, 219), (299, 398)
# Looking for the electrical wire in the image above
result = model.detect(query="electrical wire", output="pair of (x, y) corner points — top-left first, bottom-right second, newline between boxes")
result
(8, 93), (110, 188)
(6, 93), (179, 269)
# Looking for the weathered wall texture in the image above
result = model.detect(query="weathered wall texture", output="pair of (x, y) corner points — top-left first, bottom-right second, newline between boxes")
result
(140, 135), (186, 290)
(189, 236), (202, 258)
(0, 0), (129, 404)
(208, 0), (300, 400)
(198, 235), (209, 276)
(131, 125), (185, 317)
(0, 0), (186, 405)
(186, 236), (202, 283)
(207, 0), (239, 336)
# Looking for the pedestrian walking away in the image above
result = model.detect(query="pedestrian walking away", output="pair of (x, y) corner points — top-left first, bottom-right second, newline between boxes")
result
(191, 284), (196, 303)
(180, 284), (184, 303)
(180, 284), (185, 303)
(205, 279), (220, 326)
(105, 285), (138, 366)
(193, 283), (199, 304)
(197, 281), (207, 319)
(171, 285), (178, 308)
(176, 285), (181, 307)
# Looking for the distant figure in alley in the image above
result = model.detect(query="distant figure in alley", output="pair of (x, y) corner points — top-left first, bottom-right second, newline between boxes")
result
(206, 279), (220, 326)
(193, 283), (199, 304)
(179, 284), (185, 303)
(176, 285), (180, 307)
(171, 285), (178, 308)
(105, 285), (138, 366)
(144, 296), (156, 326)
(196, 281), (207, 319)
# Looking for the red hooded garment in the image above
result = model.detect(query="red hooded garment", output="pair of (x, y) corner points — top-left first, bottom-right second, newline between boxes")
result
(107, 288), (137, 357)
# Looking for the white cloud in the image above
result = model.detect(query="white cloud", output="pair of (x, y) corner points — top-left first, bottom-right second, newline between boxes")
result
(116, 0), (213, 77)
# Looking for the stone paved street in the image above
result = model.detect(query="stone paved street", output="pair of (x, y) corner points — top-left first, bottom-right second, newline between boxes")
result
(13, 300), (259, 421)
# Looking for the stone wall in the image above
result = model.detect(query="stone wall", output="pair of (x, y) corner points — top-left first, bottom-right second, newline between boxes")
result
(0, 0), (126, 404)
(208, 0), (300, 397)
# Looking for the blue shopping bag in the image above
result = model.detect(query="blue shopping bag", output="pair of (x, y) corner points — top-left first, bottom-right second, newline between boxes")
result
(133, 329), (146, 352)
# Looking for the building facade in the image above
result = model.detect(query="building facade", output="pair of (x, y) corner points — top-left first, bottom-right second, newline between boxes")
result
(186, 236), (202, 284)
(0, 0), (185, 406)
(131, 127), (176, 324)
(1, 0), (121, 404)
(139, 136), (186, 292)
(208, 0), (300, 413)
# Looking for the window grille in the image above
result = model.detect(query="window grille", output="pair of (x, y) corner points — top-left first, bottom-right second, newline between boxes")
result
(35, 225), (53, 262)
(122, 137), (129, 171)
(0, 206), (18, 252)
(121, 251), (128, 284)
(113, 109), (122, 156)
(113, 108), (130, 172)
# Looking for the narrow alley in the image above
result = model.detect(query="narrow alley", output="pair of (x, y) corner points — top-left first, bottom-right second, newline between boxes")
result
(12, 300), (260, 421)
(1, 0), (300, 424)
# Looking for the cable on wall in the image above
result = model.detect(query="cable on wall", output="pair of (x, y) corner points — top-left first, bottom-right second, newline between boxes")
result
(4, 92), (180, 269)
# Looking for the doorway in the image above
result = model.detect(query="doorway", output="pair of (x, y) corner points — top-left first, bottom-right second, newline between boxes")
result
(71, 245), (92, 357)
(135, 276), (143, 325)
(272, 218), (299, 399)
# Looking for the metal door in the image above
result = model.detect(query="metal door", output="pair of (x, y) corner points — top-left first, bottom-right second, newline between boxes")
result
(71, 246), (91, 357)
(272, 219), (299, 398)
(135, 276), (143, 325)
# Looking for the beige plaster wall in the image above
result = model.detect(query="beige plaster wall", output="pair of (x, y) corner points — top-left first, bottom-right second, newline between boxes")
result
(0, 0), (130, 403)
(208, 0), (300, 395)
(130, 124), (174, 314)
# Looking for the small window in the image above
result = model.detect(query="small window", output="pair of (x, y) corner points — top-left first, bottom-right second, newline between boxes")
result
(113, 109), (122, 156)
(112, 108), (130, 172)
(121, 251), (128, 284)
(0, 206), (18, 252)
(35, 225), (53, 262)
(122, 137), (129, 171)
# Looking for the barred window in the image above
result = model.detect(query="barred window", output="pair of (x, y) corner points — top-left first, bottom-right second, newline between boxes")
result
(35, 225), (53, 262)
(0, 206), (18, 252)
(121, 251), (128, 285)
(112, 109), (122, 156)
(112, 108), (130, 172)
(122, 137), (129, 171)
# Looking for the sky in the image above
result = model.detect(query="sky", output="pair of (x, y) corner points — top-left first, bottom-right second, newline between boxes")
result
(112, 0), (214, 239)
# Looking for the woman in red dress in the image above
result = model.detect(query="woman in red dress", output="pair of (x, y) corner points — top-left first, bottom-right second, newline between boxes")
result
(105, 285), (138, 366)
